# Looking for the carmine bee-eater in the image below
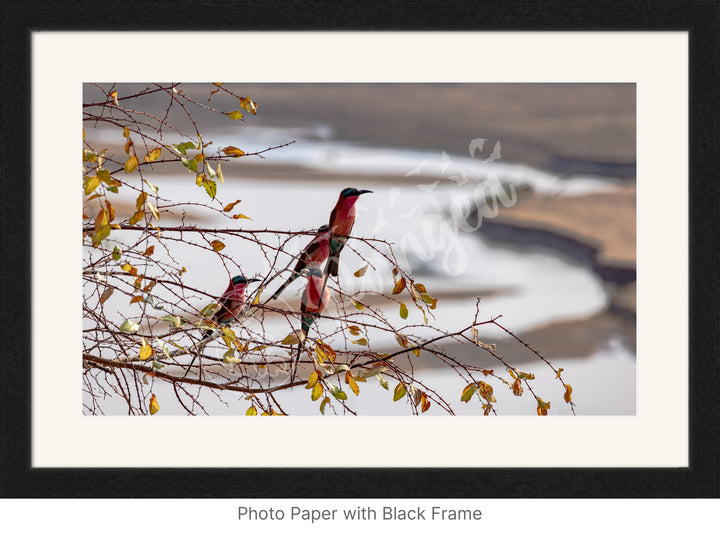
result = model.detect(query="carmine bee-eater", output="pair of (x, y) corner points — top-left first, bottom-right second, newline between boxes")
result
(325, 187), (373, 278)
(293, 266), (331, 380)
(202, 275), (260, 339)
(269, 224), (331, 301)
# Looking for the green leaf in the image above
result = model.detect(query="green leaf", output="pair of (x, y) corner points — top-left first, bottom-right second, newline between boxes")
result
(399, 302), (408, 319)
(181, 157), (198, 172)
(92, 224), (111, 246)
(200, 303), (219, 317)
(393, 382), (407, 401)
(319, 397), (330, 415)
(378, 376), (389, 390)
(112, 245), (122, 261)
(97, 168), (113, 185)
(461, 384), (476, 403)
(331, 388), (348, 401)
(203, 179), (217, 199)
(119, 319), (139, 333)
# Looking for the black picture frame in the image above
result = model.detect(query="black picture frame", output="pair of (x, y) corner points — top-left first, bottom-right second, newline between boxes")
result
(1, 0), (717, 498)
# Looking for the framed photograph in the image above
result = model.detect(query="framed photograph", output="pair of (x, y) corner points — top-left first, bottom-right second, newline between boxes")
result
(1, 1), (717, 501)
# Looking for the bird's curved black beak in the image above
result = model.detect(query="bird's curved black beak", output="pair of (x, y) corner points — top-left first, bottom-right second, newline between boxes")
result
(247, 278), (262, 283)
(355, 189), (373, 196)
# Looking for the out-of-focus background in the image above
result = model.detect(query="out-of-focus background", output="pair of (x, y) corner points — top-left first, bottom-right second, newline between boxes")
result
(84, 83), (636, 415)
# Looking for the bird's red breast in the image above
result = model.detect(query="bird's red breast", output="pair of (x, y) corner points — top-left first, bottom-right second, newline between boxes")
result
(329, 194), (360, 237)
(301, 275), (330, 315)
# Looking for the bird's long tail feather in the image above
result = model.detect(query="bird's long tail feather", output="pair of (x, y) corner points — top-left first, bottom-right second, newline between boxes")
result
(269, 272), (299, 301)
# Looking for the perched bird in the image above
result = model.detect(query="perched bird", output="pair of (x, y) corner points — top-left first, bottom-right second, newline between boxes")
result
(293, 266), (331, 379)
(202, 275), (260, 339)
(269, 224), (331, 301)
(325, 187), (372, 277)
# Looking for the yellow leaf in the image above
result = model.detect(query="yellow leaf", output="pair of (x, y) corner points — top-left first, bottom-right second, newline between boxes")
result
(411, 347), (420, 357)
(307, 370), (319, 388)
(135, 192), (148, 211)
(139, 340), (153, 360)
(393, 382), (407, 402)
(149, 394), (159, 415)
(311, 382), (323, 401)
(224, 110), (244, 120)
(345, 371), (360, 396)
(232, 213), (252, 220)
(145, 147), (162, 162)
(392, 277), (406, 294)
(482, 369), (493, 376)
(143, 179), (159, 194)
(564, 384), (573, 403)
(239, 97), (258, 115)
(147, 202), (160, 221)
(414, 283), (427, 293)
(399, 302), (408, 319)
(222, 146), (245, 158)
(211, 240), (225, 252)
(351, 338), (368, 346)
(316, 341), (336, 363)
(124, 139), (133, 154)
(223, 199), (242, 212)
(105, 200), (115, 222)
(130, 295), (143, 304)
(94, 208), (108, 231)
(537, 398), (551, 410)
(354, 264), (369, 277)
(246, 406), (257, 416)
(281, 332), (302, 346)
(121, 262), (138, 277)
(84, 175), (101, 195)
(110, 90), (119, 106)
(252, 286), (263, 305)
(555, 368), (564, 379)
(129, 210), (144, 226)
(217, 162), (224, 183)
(348, 325), (361, 336)
(124, 155), (139, 173)
(351, 299), (364, 310)
(122, 126), (130, 138)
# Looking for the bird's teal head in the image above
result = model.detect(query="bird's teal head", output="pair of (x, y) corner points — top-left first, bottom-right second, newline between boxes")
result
(340, 187), (373, 198)
(317, 224), (331, 233)
(231, 275), (261, 285)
